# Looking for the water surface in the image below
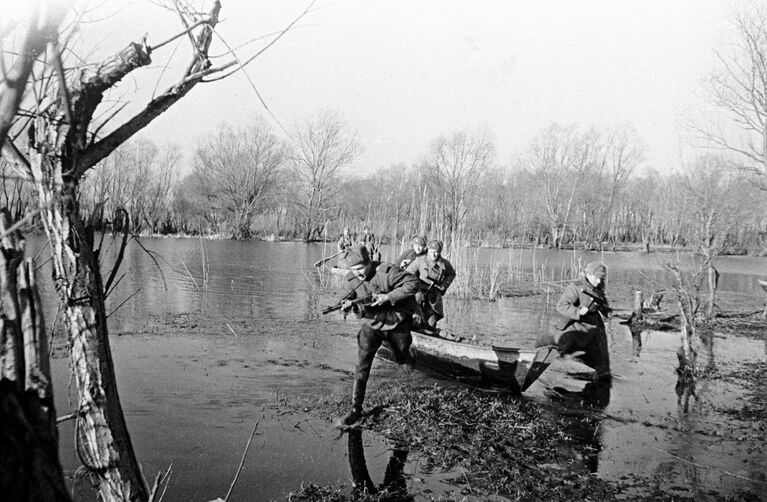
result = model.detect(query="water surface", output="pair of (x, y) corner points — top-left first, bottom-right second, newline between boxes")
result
(40, 237), (766, 500)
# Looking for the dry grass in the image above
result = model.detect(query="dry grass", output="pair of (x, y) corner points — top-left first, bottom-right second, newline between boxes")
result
(447, 242), (581, 301)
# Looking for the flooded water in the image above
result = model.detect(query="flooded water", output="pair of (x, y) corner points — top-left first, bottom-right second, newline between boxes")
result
(39, 237), (766, 501)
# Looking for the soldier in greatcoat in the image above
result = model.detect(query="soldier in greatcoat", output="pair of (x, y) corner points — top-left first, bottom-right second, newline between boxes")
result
(405, 240), (456, 328)
(555, 261), (611, 378)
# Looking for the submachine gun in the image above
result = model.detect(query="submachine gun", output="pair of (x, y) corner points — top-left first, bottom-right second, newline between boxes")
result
(321, 294), (373, 315)
(582, 289), (612, 317)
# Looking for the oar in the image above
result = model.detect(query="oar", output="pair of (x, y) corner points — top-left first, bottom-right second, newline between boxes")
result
(313, 250), (344, 268)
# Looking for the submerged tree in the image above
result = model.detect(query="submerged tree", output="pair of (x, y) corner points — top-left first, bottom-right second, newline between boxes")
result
(192, 118), (287, 239)
(680, 155), (743, 319)
(421, 128), (495, 246)
(289, 110), (361, 242)
(520, 124), (597, 248)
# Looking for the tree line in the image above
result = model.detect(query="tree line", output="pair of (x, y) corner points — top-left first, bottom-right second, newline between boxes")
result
(5, 117), (764, 254)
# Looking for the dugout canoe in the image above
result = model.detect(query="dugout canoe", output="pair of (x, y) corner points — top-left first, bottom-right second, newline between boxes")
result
(378, 330), (559, 393)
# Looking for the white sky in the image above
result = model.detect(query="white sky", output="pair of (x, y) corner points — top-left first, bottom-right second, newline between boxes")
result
(8, 0), (740, 175)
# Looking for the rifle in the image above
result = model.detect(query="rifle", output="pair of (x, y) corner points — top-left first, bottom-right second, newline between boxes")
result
(321, 294), (373, 315)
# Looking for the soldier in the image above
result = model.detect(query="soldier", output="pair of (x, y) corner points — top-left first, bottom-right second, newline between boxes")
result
(555, 261), (611, 379)
(357, 225), (380, 261)
(395, 234), (427, 269)
(337, 227), (354, 252)
(405, 240), (456, 328)
(336, 244), (422, 427)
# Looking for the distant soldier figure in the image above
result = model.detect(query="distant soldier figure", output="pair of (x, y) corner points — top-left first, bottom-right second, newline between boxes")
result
(555, 261), (611, 378)
(337, 227), (354, 252)
(405, 240), (456, 328)
(395, 234), (427, 269)
(336, 244), (422, 427)
(357, 225), (380, 261)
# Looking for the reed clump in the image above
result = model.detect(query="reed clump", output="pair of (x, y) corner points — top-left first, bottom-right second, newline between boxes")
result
(446, 242), (581, 301)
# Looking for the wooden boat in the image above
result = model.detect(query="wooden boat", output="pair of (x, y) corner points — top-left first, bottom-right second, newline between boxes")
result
(759, 279), (767, 291)
(329, 266), (351, 277)
(378, 330), (559, 393)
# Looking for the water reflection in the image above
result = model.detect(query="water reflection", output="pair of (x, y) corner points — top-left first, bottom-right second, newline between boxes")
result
(551, 378), (612, 473)
(629, 324), (643, 357)
(675, 369), (697, 415)
(675, 333), (715, 415)
(347, 429), (410, 500)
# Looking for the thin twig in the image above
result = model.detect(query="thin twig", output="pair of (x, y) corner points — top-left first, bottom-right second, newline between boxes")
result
(131, 236), (168, 291)
(148, 464), (173, 502)
(105, 272), (126, 299)
(150, 17), (209, 51)
(106, 288), (141, 318)
(207, 0), (317, 81)
(177, 251), (199, 290)
(224, 420), (260, 502)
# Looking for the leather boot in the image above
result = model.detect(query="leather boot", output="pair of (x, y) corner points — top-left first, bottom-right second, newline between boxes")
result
(340, 380), (366, 426)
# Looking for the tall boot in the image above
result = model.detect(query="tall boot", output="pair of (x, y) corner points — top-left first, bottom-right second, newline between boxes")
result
(340, 379), (366, 426)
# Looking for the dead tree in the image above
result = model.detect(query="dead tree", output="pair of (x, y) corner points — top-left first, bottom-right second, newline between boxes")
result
(663, 262), (703, 374)
(23, 5), (227, 499)
(0, 210), (71, 501)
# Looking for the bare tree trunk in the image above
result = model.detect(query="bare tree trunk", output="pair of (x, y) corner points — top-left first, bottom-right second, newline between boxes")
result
(31, 125), (148, 502)
(705, 264), (718, 320)
(0, 210), (71, 501)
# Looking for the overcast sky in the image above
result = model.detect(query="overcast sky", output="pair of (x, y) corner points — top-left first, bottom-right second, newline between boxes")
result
(10, 0), (740, 175)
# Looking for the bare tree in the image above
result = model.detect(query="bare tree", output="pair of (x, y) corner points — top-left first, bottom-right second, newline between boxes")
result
(193, 118), (287, 239)
(289, 110), (361, 242)
(697, 2), (767, 189)
(520, 124), (596, 248)
(680, 154), (744, 319)
(421, 128), (495, 245)
(580, 125), (644, 249)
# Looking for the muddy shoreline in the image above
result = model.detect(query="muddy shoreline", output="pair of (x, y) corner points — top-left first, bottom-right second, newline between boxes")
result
(291, 352), (766, 502)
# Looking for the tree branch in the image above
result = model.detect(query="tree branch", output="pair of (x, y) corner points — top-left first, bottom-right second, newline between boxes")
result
(73, 1), (222, 177)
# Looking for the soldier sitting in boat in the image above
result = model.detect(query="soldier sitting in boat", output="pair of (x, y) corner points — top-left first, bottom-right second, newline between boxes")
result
(357, 225), (381, 261)
(337, 227), (354, 252)
(336, 244), (423, 427)
(395, 234), (427, 269)
(554, 261), (612, 379)
(405, 240), (456, 329)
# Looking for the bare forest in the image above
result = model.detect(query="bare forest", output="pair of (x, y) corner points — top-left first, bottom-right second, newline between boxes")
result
(2, 119), (766, 255)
